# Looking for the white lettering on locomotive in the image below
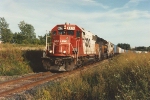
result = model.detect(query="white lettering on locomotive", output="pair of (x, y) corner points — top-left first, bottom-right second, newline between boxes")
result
(54, 40), (67, 42)
(54, 40), (59, 42)
(67, 27), (75, 30)
(61, 40), (67, 42)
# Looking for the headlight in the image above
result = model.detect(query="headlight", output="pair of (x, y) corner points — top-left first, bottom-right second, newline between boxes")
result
(63, 51), (66, 53)
(49, 50), (53, 53)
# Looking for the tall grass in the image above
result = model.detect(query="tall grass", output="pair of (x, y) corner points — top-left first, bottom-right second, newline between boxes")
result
(30, 52), (150, 100)
(0, 44), (44, 76)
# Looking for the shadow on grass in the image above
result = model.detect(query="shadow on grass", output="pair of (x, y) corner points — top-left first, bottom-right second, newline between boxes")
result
(23, 50), (47, 72)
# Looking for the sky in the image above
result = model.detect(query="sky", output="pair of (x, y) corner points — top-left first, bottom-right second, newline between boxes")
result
(0, 0), (150, 47)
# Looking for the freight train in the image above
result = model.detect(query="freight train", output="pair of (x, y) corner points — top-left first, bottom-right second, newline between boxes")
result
(42, 23), (126, 71)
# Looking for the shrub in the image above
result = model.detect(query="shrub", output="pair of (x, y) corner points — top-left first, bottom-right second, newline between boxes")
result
(32, 53), (150, 100)
(0, 44), (44, 76)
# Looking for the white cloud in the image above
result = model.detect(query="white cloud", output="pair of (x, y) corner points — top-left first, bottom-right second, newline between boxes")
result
(82, 0), (95, 2)
(0, 0), (150, 47)
(124, 0), (143, 8)
(78, 0), (109, 9)
(111, 0), (146, 12)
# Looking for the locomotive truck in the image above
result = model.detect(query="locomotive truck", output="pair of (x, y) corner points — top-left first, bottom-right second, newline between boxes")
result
(42, 23), (114, 71)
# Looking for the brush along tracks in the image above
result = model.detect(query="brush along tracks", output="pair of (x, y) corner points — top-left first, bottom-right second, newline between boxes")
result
(0, 61), (103, 98)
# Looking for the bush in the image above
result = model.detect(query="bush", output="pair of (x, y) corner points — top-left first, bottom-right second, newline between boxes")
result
(0, 44), (44, 76)
(32, 53), (150, 100)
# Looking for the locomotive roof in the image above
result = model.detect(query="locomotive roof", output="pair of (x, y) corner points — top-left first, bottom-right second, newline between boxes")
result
(55, 23), (108, 43)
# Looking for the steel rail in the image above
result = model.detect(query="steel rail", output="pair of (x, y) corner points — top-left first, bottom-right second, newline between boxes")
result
(0, 72), (51, 87)
(0, 61), (101, 97)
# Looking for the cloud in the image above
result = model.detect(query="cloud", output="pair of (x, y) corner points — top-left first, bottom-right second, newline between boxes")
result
(71, 0), (109, 9)
(124, 0), (141, 8)
(126, 0), (145, 6)
(111, 0), (147, 12)
(0, 0), (150, 47)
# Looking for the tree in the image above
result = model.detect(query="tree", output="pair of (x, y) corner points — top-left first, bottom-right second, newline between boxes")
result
(18, 21), (36, 44)
(13, 32), (26, 44)
(117, 43), (131, 50)
(135, 46), (147, 51)
(0, 17), (9, 29)
(0, 17), (13, 43)
(38, 35), (46, 45)
(1, 28), (13, 43)
(147, 46), (150, 51)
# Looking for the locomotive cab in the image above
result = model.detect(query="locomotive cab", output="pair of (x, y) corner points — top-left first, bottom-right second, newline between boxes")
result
(48, 23), (81, 56)
(42, 23), (82, 71)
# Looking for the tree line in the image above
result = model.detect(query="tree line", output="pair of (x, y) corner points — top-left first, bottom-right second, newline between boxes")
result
(117, 43), (150, 51)
(0, 17), (46, 45)
(117, 43), (131, 50)
(134, 46), (150, 51)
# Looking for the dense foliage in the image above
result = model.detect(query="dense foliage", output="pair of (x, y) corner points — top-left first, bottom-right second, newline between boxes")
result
(117, 43), (131, 50)
(0, 44), (45, 75)
(12, 52), (150, 100)
(0, 17), (46, 45)
(134, 46), (150, 51)
(117, 43), (150, 52)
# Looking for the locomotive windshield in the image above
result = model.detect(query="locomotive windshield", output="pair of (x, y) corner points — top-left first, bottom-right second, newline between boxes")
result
(67, 30), (74, 35)
(56, 25), (75, 35)
(58, 30), (65, 35)
(58, 30), (74, 35)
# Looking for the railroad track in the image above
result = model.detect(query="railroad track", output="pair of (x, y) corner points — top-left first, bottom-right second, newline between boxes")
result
(0, 61), (101, 98)
(0, 71), (55, 97)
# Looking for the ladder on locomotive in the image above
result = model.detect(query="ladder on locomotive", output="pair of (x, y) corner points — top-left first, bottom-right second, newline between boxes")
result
(46, 32), (51, 51)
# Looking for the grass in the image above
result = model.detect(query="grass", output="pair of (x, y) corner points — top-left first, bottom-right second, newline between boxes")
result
(28, 52), (150, 100)
(101, 53), (150, 99)
(1, 44), (150, 99)
(0, 44), (45, 76)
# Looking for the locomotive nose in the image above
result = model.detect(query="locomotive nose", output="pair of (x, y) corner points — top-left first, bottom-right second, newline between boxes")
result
(53, 35), (71, 54)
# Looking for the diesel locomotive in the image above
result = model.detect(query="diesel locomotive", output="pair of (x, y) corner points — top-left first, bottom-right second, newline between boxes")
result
(42, 23), (114, 71)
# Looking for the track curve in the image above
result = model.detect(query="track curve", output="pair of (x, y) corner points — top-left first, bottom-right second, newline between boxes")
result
(0, 60), (102, 98)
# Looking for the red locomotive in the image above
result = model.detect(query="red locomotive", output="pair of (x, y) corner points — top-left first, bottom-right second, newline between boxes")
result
(42, 23), (114, 71)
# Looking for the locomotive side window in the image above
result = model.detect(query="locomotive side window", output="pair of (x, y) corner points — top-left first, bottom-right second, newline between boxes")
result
(76, 31), (81, 38)
(52, 31), (56, 35)
(67, 30), (74, 35)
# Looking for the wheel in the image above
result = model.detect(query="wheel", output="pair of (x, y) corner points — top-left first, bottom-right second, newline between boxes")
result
(42, 60), (51, 70)
(65, 61), (76, 71)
